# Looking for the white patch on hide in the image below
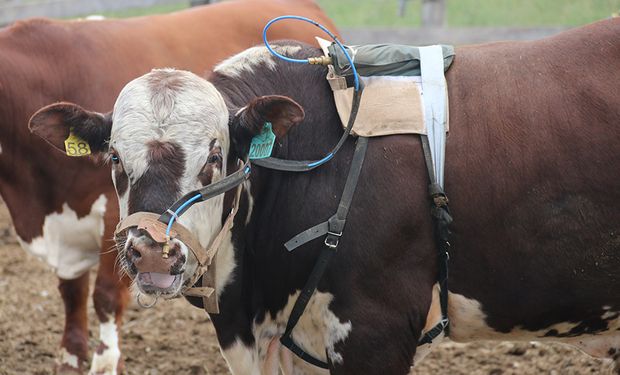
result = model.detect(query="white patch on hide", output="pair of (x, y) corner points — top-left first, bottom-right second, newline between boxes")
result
(221, 338), (261, 375)
(16, 194), (106, 279)
(253, 291), (350, 373)
(412, 283), (445, 368)
(213, 229), (236, 298)
(214, 45), (302, 78)
(448, 292), (620, 360)
(244, 180), (254, 225)
(89, 318), (121, 375)
(57, 347), (79, 369)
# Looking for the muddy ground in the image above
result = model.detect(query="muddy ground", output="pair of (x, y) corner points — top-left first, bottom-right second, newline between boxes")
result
(0, 201), (610, 374)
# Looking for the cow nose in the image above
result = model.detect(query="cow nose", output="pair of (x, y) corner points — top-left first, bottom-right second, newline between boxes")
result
(127, 237), (182, 274)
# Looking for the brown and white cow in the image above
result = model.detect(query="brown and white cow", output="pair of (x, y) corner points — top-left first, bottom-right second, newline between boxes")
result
(0, 1), (336, 373)
(31, 18), (620, 374)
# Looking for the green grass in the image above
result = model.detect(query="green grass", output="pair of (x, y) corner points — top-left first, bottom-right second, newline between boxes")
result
(76, 0), (620, 27)
(447, 0), (620, 26)
(316, 0), (620, 27)
(79, 2), (189, 19)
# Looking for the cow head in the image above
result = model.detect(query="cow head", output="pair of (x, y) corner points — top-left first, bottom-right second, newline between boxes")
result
(29, 68), (304, 298)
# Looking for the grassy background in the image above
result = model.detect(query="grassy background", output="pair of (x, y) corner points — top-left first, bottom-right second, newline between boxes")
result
(316, 0), (620, 27)
(96, 1), (189, 18)
(95, 0), (620, 27)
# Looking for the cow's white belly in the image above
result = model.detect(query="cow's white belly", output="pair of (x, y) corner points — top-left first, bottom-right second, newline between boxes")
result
(447, 292), (620, 360)
(17, 194), (106, 280)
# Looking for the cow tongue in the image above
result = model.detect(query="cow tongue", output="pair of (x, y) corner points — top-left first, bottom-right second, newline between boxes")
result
(139, 272), (176, 289)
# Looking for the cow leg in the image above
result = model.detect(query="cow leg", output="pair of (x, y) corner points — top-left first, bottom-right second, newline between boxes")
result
(327, 297), (427, 375)
(220, 338), (262, 375)
(89, 205), (130, 375)
(57, 272), (90, 374)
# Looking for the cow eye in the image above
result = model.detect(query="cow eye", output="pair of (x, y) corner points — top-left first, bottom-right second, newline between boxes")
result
(207, 154), (222, 164)
(110, 152), (120, 164)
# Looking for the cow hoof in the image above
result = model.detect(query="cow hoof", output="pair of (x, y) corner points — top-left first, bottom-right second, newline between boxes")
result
(88, 343), (122, 375)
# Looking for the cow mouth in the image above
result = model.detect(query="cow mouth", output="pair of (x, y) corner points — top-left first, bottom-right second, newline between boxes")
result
(136, 272), (182, 295)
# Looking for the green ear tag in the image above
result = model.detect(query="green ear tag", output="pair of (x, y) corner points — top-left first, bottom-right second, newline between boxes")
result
(248, 122), (276, 160)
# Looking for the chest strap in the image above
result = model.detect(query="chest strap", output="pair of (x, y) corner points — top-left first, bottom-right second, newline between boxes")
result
(280, 136), (369, 369)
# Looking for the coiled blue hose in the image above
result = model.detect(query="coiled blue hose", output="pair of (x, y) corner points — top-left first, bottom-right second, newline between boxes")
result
(262, 15), (360, 92)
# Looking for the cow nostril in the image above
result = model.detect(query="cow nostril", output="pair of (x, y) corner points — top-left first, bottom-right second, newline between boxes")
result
(128, 246), (141, 260)
(167, 246), (180, 259)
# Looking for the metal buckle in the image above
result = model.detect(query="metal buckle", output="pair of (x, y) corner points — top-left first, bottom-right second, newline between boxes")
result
(324, 231), (342, 249)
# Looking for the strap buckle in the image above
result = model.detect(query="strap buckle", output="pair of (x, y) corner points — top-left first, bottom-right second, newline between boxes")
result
(324, 230), (342, 249)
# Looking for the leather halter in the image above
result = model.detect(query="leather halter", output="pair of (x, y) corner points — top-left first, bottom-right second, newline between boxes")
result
(113, 162), (246, 313)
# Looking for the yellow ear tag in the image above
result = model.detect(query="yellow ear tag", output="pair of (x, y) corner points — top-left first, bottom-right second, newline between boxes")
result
(64, 131), (91, 157)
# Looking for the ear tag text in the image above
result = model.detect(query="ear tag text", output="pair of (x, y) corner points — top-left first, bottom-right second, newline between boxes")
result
(64, 131), (92, 157)
(248, 122), (276, 160)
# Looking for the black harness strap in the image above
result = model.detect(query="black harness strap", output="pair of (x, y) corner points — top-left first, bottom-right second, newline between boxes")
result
(280, 136), (369, 369)
(159, 162), (251, 224)
(417, 135), (452, 345)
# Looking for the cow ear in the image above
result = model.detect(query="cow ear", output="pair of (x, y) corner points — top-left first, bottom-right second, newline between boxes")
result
(29, 102), (112, 155)
(230, 95), (304, 157)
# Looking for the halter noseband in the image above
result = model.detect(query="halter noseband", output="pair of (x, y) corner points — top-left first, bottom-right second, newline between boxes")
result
(113, 160), (249, 313)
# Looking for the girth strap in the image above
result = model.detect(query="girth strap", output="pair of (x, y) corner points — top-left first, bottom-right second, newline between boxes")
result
(417, 135), (452, 345)
(280, 136), (369, 369)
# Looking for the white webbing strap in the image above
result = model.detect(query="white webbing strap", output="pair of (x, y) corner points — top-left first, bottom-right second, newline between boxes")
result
(419, 45), (448, 188)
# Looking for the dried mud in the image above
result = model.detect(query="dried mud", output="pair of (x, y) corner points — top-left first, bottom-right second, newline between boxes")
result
(0, 201), (609, 374)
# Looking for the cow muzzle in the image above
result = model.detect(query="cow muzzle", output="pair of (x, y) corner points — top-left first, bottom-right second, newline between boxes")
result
(113, 161), (248, 312)
(115, 213), (203, 296)
(126, 233), (185, 294)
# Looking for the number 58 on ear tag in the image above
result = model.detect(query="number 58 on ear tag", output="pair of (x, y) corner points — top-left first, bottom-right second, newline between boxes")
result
(248, 122), (276, 160)
(64, 131), (92, 157)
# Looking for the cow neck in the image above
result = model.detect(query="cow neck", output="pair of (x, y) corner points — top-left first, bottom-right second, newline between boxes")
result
(182, 180), (244, 313)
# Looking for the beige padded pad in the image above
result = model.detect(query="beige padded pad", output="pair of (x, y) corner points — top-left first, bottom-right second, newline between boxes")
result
(316, 37), (449, 137)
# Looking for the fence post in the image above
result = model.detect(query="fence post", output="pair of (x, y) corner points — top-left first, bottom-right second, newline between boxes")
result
(421, 0), (445, 27)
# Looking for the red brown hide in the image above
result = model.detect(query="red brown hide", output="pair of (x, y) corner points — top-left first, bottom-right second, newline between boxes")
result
(0, 0), (337, 372)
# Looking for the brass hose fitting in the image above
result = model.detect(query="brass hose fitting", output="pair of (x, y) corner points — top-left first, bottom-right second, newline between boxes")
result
(307, 56), (332, 65)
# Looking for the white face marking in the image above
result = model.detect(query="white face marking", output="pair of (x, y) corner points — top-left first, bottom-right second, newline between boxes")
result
(111, 68), (229, 186)
(89, 317), (121, 374)
(57, 348), (79, 369)
(214, 45), (302, 78)
(111, 69), (232, 290)
(16, 194), (106, 279)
